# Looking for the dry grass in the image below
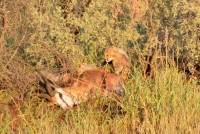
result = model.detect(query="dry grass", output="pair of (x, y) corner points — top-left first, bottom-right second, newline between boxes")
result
(0, 68), (199, 133)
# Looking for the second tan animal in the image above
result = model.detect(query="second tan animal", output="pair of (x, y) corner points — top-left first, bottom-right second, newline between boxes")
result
(104, 46), (131, 80)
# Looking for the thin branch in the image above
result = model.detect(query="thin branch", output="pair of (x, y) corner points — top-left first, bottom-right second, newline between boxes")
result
(4, 29), (27, 69)
(0, 2), (9, 53)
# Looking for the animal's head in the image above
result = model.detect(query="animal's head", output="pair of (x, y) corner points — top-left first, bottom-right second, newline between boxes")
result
(104, 46), (129, 63)
(104, 47), (116, 62)
(53, 88), (75, 109)
(37, 70), (75, 110)
(105, 73), (125, 96)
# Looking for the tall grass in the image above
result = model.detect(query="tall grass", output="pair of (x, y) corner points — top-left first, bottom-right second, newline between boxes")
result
(1, 68), (199, 133)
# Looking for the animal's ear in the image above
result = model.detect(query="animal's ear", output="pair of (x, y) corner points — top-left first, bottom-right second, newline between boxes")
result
(112, 49), (116, 52)
(112, 45), (118, 52)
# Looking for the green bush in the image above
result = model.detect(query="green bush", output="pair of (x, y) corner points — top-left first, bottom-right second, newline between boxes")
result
(26, 0), (144, 67)
(26, 1), (84, 69)
(136, 0), (200, 75)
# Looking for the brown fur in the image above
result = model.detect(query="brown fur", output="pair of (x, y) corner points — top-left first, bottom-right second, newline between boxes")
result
(104, 46), (131, 80)
(38, 69), (125, 109)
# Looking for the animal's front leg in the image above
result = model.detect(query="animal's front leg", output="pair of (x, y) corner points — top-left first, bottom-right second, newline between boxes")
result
(114, 64), (123, 74)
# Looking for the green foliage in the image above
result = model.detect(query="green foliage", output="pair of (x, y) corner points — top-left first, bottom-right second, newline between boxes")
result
(25, 0), (141, 66)
(26, 0), (84, 68)
(67, 0), (139, 49)
(137, 0), (199, 73)
(25, 0), (199, 72)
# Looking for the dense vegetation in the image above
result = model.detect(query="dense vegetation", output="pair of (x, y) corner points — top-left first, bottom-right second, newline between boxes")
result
(0, 0), (199, 133)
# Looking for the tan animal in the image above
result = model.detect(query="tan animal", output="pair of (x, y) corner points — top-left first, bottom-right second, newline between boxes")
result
(104, 46), (131, 80)
(37, 69), (125, 109)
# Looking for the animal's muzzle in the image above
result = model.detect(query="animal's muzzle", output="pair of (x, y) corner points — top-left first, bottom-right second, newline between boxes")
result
(105, 58), (112, 63)
(105, 58), (110, 62)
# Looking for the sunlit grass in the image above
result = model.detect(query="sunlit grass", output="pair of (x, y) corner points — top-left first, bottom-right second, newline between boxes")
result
(1, 68), (199, 133)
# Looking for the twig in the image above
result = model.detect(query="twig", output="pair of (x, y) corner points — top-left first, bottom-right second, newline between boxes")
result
(0, 2), (9, 53)
(4, 29), (27, 69)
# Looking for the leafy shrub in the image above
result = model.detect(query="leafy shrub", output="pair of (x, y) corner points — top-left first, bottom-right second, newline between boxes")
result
(26, 1), (84, 70)
(135, 0), (200, 76)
